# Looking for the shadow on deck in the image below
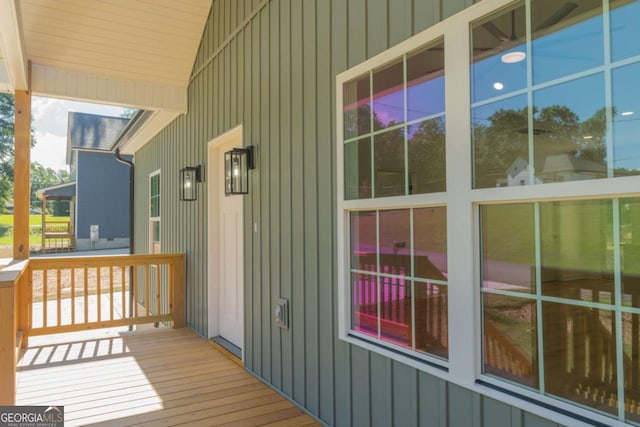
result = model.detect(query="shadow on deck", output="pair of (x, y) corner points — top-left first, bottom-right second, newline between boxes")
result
(16, 327), (318, 427)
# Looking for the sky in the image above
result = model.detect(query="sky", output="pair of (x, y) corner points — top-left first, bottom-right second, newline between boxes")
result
(31, 97), (126, 171)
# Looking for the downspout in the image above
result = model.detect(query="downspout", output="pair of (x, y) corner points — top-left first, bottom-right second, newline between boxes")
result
(114, 149), (135, 328)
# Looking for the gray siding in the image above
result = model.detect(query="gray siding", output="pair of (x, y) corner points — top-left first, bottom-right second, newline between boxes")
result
(134, 1), (564, 426)
(76, 151), (130, 239)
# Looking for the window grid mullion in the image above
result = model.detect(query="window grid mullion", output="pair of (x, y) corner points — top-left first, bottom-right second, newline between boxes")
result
(410, 208), (416, 351)
(613, 198), (625, 421)
(376, 210), (381, 340)
(534, 201), (545, 394)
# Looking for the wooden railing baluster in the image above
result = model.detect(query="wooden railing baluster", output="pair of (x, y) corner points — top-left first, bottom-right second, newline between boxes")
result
(56, 268), (61, 327)
(144, 264), (150, 316)
(109, 266), (114, 321)
(97, 266), (101, 322)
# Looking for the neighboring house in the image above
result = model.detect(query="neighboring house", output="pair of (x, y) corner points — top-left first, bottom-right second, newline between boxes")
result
(66, 112), (131, 251)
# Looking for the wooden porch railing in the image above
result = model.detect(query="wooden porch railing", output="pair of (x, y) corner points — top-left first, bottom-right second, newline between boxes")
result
(0, 253), (185, 405)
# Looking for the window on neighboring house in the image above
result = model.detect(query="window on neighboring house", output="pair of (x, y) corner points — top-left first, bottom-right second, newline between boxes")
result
(338, 0), (640, 425)
(150, 171), (160, 254)
(340, 39), (448, 362)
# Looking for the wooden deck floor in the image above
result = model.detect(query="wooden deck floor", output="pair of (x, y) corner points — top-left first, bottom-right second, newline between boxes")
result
(16, 327), (319, 427)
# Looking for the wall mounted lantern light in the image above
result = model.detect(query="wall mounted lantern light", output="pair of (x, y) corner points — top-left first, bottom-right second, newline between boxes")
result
(224, 146), (255, 195)
(180, 165), (202, 201)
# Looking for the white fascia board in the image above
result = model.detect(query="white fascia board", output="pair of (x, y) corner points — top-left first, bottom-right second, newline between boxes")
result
(0, 0), (28, 91)
(30, 63), (188, 113)
(116, 109), (182, 155)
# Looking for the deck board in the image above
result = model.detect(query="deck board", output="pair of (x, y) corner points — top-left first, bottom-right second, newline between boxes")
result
(16, 327), (319, 426)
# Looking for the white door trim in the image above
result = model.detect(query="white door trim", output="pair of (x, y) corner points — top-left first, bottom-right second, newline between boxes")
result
(207, 125), (244, 358)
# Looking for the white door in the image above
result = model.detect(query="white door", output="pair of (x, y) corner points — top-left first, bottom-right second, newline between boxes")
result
(208, 127), (244, 351)
(218, 144), (244, 348)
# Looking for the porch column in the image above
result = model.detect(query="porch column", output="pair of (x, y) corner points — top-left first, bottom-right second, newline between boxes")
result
(13, 89), (31, 260)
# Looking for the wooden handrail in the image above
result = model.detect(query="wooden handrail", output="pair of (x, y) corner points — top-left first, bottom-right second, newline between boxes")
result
(26, 253), (185, 337)
(0, 253), (185, 406)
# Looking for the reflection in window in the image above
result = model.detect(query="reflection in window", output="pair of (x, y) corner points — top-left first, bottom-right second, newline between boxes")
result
(610, 0), (640, 62)
(407, 44), (445, 120)
(350, 207), (448, 359)
(471, 1), (527, 103)
(473, 95), (529, 188)
(612, 62), (640, 176)
(481, 204), (535, 294)
(620, 199), (640, 308)
(408, 118), (446, 193)
(375, 129), (406, 198)
(540, 200), (614, 300)
(344, 75), (371, 140)
(373, 60), (404, 130)
(470, 0), (640, 188)
(483, 293), (537, 388)
(344, 137), (372, 200)
(532, 74), (607, 184)
(481, 198), (640, 419)
(531, 0), (603, 85)
(343, 40), (445, 199)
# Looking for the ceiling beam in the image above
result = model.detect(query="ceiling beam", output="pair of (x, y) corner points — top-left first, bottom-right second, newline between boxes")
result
(0, 0), (28, 91)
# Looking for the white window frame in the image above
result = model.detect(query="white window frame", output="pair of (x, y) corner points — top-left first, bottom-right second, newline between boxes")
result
(336, 1), (638, 426)
(149, 169), (161, 254)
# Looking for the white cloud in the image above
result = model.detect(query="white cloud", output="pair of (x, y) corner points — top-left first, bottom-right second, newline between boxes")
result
(31, 97), (127, 171)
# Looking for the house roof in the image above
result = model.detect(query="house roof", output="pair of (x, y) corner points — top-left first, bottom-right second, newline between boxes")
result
(36, 181), (75, 201)
(68, 112), (129, 150)
(0, 0), (212, 153)
(541, 154), (607, 174)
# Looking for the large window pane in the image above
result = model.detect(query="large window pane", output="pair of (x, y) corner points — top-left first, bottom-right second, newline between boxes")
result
(344, 74), (371, 139)
(414, 207), (447, 281)
(415, 282), (448, 358)
(379, 274), (412, 349)
(623, 312), (640, 424)
(481, 204), (535, 294)
(408, 118), (446, 193)
(531, 0), (603, 85)
(620, 198), (640, 308)
(540, 200), (614, 301)
(373, 60), (404, 130)
(533, 74), (607, 184)
(612, 63), (640, 176)
(407, 43), (445, 121)
(473, 95), (529, 188)
(344, 137), (372, 200)
(374, 129), (406, 197)
(379, 209), (411, 261)
(543, 302), (617, 417)
(483, 293), (538, 388)
(611, 0), (640, 62)
(350, 211), (377, 269)
(352, 272), (378, 339)
(471, 2), (527, 103)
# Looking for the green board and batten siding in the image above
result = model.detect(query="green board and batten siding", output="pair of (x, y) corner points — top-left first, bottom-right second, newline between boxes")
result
(134, 1), (562, 426)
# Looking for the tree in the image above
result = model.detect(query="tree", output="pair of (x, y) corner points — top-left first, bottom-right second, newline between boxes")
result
(30, 162), (71, 215)
(120, 108), (137, 119)
(0, 93), (36, 211)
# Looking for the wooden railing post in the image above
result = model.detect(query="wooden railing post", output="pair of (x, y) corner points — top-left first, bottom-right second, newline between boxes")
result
(172, 254), (185, 328)
(0, 259), (29, 406)
(0, 279), (16, 405)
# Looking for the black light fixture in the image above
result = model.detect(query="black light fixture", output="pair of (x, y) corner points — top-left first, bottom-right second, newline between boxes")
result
(224, 146), (255, 195)
(180, 165), (202, 201)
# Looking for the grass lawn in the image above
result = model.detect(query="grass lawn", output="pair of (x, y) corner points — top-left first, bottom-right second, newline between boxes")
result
(0, 214), (71, 246)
